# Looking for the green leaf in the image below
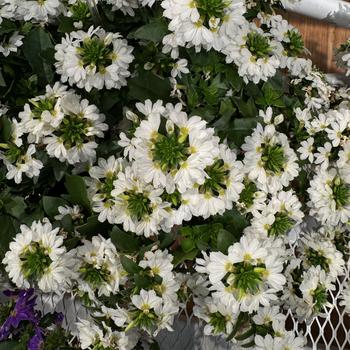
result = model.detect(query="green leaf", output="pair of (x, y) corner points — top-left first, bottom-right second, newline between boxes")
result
(214, 208), (249, 239)
(58, 17), (75, 33)
(128, 70), (171, 102)
(110, 226), (140, 253)
(76, 215), (110, 237)
(4, 197), (26, 219)
(150, 341), (161, 350)
(60, 214), (73, 232)
(0, 341), (21, 350)
(130, 18), (168, 43)
(43, 196), (69, 217)
(0, 20), (17, 35)
(121, 255), (141, 274)
(181, 237), (196, 253)
(233, 97), (257, 118)
(22, 28), (54, 83)
(0, 68), (6, 87)
(229, 118), (257, 147)
(219, 98), (235, 118)
(225, 66), (243, 92)
(64, 175), (90, 209)
(216, 229), (235, 253)
(256, 81), (285, 107)
(173, 249), (199, 266)
(0, 215), (19, 260)
(134, 273), (153, 289)
(159, 232), (175, 249)
(0, 116), (12, 142)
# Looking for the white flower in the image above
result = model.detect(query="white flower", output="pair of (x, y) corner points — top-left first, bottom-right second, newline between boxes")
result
(55, 26), (134, 91)
(161, 0), (246, 52)
(16, 0), (63, 22)
(308, 168), (350, 225)
(171, 58), (189, 78)
(2, 218), (75, 293)
(43, 92), (108, 164)
(87, 156), (125, 224)
(242, 124), (299, 193)
(299, 266), (334, 319)
(76, 319), (104, 349)
(72, 235), (125, 297)
(0, 143), (43, 184)
(111, 166), (170, 237)
(297, 137), (314, 163)
(193, 296), (239, 337)
(54, 205), (83, 222)
(128, 100), (219, 194)
(18, 82), (68, 143)
(192, 144), (244, 219)
(197, 235), (286, 312)
(139, 249), (174, 279)
(222, 22), (281, 84)
(131, 289), (163, 313)
(314, 142), (332, 169)
(104, 0), (139, 15)
(299, 232), (345, 281)
(0, 31), (24, 57)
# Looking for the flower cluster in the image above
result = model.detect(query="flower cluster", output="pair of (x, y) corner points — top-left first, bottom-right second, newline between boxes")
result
(55, 26), (134, 91)
(3, 218), (76, 293)
(87, 100), (245, 236)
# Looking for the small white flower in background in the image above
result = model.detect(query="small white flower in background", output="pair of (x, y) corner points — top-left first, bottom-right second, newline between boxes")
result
(55, 26), (134, 91)
(54, 205), (83, 222)
(259, 107), (284, 126)
(171, 58), (189, 78)
(335, 38), (350, 76)
(193, 295), (239, 337)
(76, 318), (138, 350)
(0, 31), (24, 57)
(297, 137), (314, 163)
(253, 306), (306, 350)
(104, 0), (139, 16)
(2, 218), (76, 293)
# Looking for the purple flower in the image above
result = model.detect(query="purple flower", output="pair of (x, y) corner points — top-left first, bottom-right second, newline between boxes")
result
(54, 312), (64, 326)
(28, 327), (44, 350)
(0, 289), (39, 340)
